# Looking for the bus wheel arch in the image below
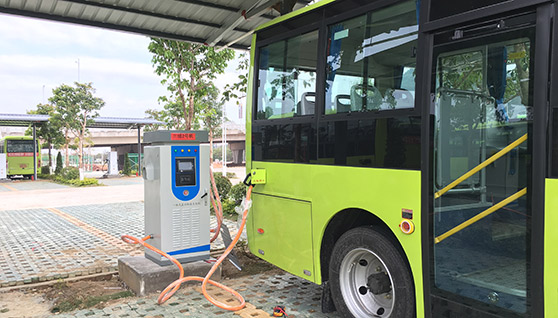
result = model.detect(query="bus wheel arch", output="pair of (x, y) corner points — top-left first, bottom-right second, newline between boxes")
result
(320, 209), (415, 316)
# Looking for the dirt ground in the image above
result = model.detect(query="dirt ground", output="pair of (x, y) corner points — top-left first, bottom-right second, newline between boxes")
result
(0, 246), (281, 317)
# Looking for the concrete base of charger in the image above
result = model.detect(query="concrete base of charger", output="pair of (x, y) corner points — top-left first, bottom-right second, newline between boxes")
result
(118, 256), (221, 296)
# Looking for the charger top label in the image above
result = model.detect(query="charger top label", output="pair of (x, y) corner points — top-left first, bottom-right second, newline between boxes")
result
(171, 133), (196, 141)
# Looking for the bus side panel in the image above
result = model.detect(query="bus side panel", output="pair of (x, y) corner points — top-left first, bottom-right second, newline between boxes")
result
(545, 178), (558, 317)
(251, 194), (315, 282)
(247, 161), (424, 317)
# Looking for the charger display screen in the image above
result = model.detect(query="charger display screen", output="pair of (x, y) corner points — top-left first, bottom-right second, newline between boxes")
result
(175, 158), (196, 186)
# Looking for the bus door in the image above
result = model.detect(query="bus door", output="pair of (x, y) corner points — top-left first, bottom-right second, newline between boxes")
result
(429, 9), (547, 318)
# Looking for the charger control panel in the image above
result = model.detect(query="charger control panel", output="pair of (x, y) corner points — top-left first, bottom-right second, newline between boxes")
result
(171, 145), (200, 201)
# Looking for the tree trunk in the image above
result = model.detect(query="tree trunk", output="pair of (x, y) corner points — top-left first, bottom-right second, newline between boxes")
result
(78, 135), (83, 169)
(64, 142), (70, 167)
(47, 140), (52, 167)
(179, 88), (188, 130)
(64, 128), (70, 167)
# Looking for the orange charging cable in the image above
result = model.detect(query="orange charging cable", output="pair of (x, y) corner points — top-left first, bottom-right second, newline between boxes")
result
(122, 183), (253, 311)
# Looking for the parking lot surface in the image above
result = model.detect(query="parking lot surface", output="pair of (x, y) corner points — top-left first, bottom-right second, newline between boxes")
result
(56, 272), (336, 318)
(0, 176), (339, 317)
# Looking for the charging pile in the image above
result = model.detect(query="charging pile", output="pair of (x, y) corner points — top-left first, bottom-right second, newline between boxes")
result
(121, 130), (255, 311)
(121, 176), (253, 310)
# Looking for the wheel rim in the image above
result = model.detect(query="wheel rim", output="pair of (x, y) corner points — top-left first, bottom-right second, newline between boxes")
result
(339, 248), (395, 317)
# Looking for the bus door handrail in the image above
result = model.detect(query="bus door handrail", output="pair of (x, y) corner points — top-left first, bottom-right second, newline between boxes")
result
(434, 133), (527, 199)
(435, 187), (527, 244)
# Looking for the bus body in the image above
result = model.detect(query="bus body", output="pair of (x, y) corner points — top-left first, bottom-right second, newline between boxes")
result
(0, 136), (40, 179)
(245, 0), (558, 317)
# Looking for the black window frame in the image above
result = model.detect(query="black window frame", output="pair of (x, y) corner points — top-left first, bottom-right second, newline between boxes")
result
(253, 0), (422, 125)
(252, 0), (422, 169)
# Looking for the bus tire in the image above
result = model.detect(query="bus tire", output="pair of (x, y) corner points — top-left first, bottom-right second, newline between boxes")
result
(329, 227), (415, 318)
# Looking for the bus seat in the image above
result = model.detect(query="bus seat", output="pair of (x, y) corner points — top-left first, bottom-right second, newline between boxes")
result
(335, 94), (351, 113)
(350, 84), (383, 111)
(300, 92), (315, 115)
(384, 88), (414, 109)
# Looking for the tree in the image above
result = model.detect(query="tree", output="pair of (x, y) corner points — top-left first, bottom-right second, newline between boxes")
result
(49, 82), (105, 169)
(55, 152), (63, 174)
(145, 99), (186, 130)
(148, 38), (235, 130)
(222, 52), (249, 105)
(196, 84), (223, 162)
(26, 104), (64, 167)
(122, 153), (132, 176)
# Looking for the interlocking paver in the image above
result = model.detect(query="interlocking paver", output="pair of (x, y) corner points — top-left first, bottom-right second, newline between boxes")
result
(7, 180), (71, 191)
(98, 177), (144, 187)
(56, 272), (340, 317)
(0, 201), (239, 285)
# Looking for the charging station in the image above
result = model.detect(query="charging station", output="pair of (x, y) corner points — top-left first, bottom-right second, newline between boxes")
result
(142, 131), (210, 265)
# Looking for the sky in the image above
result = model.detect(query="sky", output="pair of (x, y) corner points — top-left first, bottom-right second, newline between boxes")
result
(0, 13), (246, 125)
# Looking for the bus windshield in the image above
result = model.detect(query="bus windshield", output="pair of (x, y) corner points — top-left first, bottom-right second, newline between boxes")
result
(6, 140), (36, 153)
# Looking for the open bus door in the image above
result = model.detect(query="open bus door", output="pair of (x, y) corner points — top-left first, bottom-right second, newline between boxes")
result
(425, 4), (549, 318)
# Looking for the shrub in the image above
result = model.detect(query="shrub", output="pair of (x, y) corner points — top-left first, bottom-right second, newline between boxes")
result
(41, 165), (50, 175)
(221, 199), (237, 217)
(55, 152), (63, 175)
(38, 173), (55, 180)
(67, 178), (99, 187)
(122, 153), (132, 176)
(60, 167), (79, 180)
(229, 183), (247, 204)
(214, 173), (232, 199)
(53, 176), (99, 187)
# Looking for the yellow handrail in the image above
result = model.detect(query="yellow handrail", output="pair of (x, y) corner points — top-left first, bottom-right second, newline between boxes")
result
(435, 133), (527, 199)
(434, 187), (527, 244)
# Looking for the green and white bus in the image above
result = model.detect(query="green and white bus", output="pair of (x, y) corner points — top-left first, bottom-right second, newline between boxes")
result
(245, 0), (558, 317)
(0, 136), (40, 179)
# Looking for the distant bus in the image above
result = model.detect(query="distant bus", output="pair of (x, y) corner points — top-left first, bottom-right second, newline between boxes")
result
(0, 136), (40, 179)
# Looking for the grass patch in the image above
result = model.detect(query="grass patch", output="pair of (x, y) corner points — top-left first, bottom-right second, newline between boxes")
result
(51, 291), (134, 313)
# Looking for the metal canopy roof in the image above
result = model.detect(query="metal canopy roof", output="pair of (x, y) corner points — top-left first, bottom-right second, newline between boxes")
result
(89, 117), (163, 129)
(0, 113), (162, 129)
(0, 113), (50, 127)
(0, 0), (312, 50)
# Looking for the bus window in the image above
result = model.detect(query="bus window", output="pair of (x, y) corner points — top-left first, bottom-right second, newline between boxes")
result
(256, 31), (318, 120)
(325, 0), (417, 114)
(7, 140), (35, 153)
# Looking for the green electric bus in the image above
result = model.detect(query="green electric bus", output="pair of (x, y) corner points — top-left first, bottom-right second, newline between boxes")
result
(245, 0), (558, 317)
(0, 136), (40, 179)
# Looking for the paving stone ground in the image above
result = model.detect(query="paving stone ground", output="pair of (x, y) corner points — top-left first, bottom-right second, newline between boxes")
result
(0, 176), (337, 317)
(0, 180), (70, 191)
(97, 177), (144, 187)
(55, 272), (340, 318)
(0, 201), (239, 286)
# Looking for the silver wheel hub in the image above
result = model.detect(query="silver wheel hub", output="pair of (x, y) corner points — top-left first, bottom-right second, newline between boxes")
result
(339, 248), (395, 317)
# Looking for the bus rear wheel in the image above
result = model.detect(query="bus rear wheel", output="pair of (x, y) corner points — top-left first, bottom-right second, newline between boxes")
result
(329, 227), (415, 318)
